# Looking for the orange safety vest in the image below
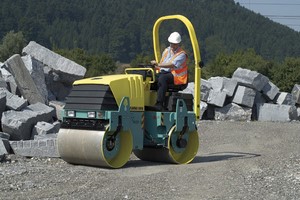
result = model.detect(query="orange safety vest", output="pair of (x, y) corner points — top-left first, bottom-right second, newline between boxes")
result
(160, 47), (188, 85)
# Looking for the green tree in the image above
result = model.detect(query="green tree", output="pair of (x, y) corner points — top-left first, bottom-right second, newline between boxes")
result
(270, 57), (300, 92)
(203, 49), (274, 79)
(0, 31), (27, 61)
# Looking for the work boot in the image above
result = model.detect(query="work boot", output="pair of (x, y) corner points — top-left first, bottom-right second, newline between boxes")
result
(154, 102), (163, 111)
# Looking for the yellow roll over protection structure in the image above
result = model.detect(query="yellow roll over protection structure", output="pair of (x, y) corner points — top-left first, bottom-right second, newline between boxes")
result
(57, 15), (202, 168)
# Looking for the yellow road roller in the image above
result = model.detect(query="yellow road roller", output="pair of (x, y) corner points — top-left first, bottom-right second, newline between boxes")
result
(57, 15), (202, 168)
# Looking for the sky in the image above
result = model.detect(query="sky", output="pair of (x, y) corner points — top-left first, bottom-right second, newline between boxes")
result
(234, 0), (300, 32)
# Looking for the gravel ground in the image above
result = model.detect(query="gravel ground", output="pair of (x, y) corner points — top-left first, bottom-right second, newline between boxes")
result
(0, 121), (299, 200)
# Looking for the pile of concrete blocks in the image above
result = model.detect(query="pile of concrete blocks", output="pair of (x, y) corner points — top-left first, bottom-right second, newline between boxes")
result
(182, 67), (300, 122)
(0, 41), (86, 160)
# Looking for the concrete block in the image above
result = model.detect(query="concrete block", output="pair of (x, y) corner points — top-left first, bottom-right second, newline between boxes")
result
(23, 102), (55, 122)
(275, 92), (295, 105)
(0, 91), (6, 118)
(9, 138), (59, 158)
(181, 82), (194, 95)
(200, 101), (208, 119)
(49, 101), (66, 120)
(1, 110), (38, 140)
(232, 86), (256, 108)
(0, 88), (28, 111)
(208, 77), (237, 97)
(200, 79), (212, 102)
(252, 92), (267, 120)
(1, 138), (11, 156)
(297, 108), (300, 120)
(291, 84), (300, 105)
(0, 76), (8, 88)
(0, 132), (10, 140)
(34, 133), (57, 140)
(31, 121), (60, 139)
(2, 103), (54, 140)
(0, 64), (20, 95)
(256, 103), (298, 122)
(232, 67), (269, 91)
(262, 81), (280, 101)
(207, 89), (227, 107)
(22, 41), (86, 85)
(215, 103), (252, 121)
(22, 55), (48, 103)
(5, 54), (45, 104)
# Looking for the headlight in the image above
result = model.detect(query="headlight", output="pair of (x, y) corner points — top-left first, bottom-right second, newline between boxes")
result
(87, 112), (96, 118)
(67, 110), (75, 117)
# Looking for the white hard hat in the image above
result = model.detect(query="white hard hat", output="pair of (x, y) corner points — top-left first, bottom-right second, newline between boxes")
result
(168, 32), (181, 44)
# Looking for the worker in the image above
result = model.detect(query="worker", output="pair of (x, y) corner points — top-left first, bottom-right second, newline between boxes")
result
(151, 31), (188, 111)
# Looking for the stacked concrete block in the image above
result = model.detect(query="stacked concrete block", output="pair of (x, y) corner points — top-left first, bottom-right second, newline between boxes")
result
(5, 54), (45, 104)
(1, 103), (55, 140)
(9, 138), (59, 158)
(207, 90), (227, 107)
(49, 101), (66, 120)
(22, 55), (48, 103)
(22, 41), (86, 85)
(200, 79), (212, 101)
(208, 76), (237, 97)
(0, 65), (20, 95)
(215, 103), (252, 121)
(0, 76), (8, 88)
(262, 81), (280, 101)
(232, 67), (269, 91)
(291, 84), (300, 105)
(0, 132), (12, 159)
(0, 88), (28, 111)
(232, 86), (256, 108)
(256, 103), (298, 122)
(275, 92), (295, 105)
(0, 91), (6, 117)
(200, 101), (208, 119)
(31, 121), (60, 139)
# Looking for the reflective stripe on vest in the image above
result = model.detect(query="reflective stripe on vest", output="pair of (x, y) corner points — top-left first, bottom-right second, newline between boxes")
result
(160, 47), (188, 85)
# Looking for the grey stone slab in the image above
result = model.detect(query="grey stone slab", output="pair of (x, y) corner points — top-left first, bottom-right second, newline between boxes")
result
(200, 79), (212, 102)
(297, 108), (300, 120)
(232, 67), (269, 91)
(49, 101), (66, 121)
(208, 77), (237, 97)
(0, 132), (10, 140)
(262, 81), (280, 101)
(31, 121), (59, 139)
(0, 88), (28, 111)
(0, 64), (20, 95)
(215, 103), (252, 121)
(0, 76), (8, 88)
(291, 84), (300, 105)
(22, 55), (48, 103)
(232, 86), (256, 108)
(23, 102), (55, 122)
(9, 138), (59, 158)
(22, 41), (86, 85)
(0, 138), (10, 156)
(207, 89), (227, 107)
(1, 110), (37, 140)
(2, 103), (54, 141)
(34, 133), (57, 140)
(0, 91), (6, 118)
(181, 82), (194, 95)
(256, 103), (298, 122)
(5, 54), (45, 104)
(275, 92), (295, 105)
(200, 101), (208, 119)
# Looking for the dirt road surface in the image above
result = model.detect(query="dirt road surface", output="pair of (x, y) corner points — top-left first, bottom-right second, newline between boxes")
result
(0, 121), (299, 200)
